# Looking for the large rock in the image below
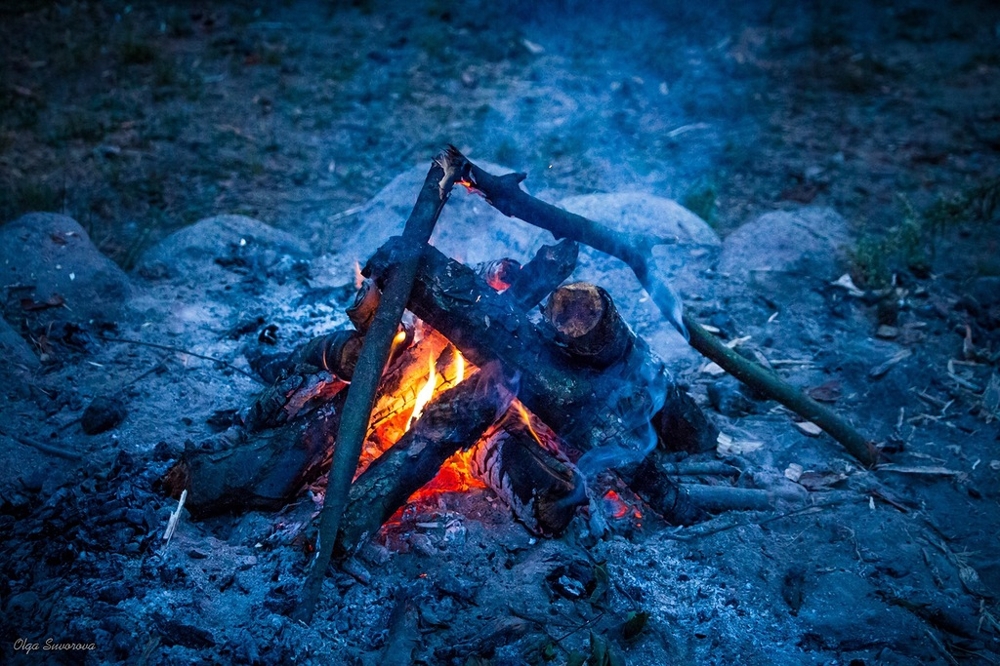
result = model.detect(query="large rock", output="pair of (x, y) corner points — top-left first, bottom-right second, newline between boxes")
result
(0, 213), (132, 322)
(718, 207), (850, 297)
(136, 215), (311, 286)
(330, 161), (549, 277)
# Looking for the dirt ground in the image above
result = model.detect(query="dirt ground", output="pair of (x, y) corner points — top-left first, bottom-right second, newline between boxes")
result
(2, 0), (1000, 665)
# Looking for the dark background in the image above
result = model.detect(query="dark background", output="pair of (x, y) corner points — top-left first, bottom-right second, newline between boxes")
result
(2, 0), (998, 283)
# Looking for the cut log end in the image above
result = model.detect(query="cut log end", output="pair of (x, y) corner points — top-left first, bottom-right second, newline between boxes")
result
(544, 282), (632, 368)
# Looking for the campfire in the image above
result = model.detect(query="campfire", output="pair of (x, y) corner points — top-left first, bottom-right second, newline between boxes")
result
(162, 146), (877, 621)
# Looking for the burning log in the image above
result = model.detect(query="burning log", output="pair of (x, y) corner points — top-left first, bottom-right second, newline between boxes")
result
(543, 282), (633, 369)
(336, 363), (513, 555)
(475, 258), (521, 292)
(364, 238), (716, 457)
(301, 148), (464, 620)
(471, 408), (585, 536)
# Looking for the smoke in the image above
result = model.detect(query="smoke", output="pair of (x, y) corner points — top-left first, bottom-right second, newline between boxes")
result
(574, 360), (670, 481)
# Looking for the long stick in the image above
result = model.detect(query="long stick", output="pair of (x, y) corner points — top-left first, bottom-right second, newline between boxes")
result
(296, 148), (461, 621)
(451, 151), (878, 467)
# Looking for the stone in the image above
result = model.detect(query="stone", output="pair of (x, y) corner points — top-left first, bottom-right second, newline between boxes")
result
(718, 207), (850, 299)
(136, 214), (311, 286)
(0, 316), (38, 370)
(0, 213), (132, 322)
(81, 395), (127, 435)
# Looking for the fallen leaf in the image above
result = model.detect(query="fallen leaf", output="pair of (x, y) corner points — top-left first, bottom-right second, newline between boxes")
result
(797, 471), (848, 491)
(808, 380), (841, 403)
(794, 421), (823, 437)
(701, 362), (725, 377)
(784, 463), (803, 482)
(831, 273), (865, 297)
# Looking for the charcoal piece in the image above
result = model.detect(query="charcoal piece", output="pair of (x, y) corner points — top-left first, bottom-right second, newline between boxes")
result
(81, 395), (127, 435)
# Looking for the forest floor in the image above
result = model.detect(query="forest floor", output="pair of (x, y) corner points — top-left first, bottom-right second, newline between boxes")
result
(1, 1), (1000, 665)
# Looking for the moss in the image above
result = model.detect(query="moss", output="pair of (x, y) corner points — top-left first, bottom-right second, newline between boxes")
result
(683, 182), (718, 227)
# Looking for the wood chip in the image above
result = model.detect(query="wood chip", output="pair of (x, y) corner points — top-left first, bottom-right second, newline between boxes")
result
(870, 349), (912, 379)
(981, 372), (1000, 423)
(794, 421), (823, 437)
(875, 325), (899, 339)
(784, 463), (803, 482)
(716, 432), (763, 455)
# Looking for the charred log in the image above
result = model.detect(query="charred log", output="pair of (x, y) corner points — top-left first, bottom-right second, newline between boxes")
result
(615, 457), (704, 526)
(336, 364), (513, 555)
(472, 412), (585, 536)
(165, 394), (345, 518)
(507, 238), (578, 310)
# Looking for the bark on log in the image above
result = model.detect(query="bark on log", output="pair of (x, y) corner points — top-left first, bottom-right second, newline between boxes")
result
(448, 149), (878, 467)
(365, 238), (715, 457)
(543, 282), (633, 369)
(336, 364), (513, 555)
(471, 412), (585, 536)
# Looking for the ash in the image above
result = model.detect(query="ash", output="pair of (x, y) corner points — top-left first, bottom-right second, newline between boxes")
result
(1, 171), (998, 665)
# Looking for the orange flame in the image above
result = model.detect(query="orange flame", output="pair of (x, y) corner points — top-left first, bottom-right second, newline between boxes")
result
(602, 489), (642, 521)
(407, 354), (437, 431)
(354, 260), (364, 289)
(513, 399), (545, 449)
(454, 349), (465, 384)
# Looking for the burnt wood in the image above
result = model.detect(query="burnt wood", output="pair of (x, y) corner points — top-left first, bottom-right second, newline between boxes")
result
(543, 282), (632, 368)
(450, 150), (877, 467)
(472, 412), (585, 536)
(166, 394), (345, 517)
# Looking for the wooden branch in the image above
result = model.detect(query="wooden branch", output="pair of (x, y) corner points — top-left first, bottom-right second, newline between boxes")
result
(335, 365), (512, 555)
(298, 147), (462, 622)
(683, 318), (878, 465)
(449, 150), (878, 467)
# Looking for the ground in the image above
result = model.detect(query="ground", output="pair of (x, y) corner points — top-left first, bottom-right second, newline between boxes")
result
(1, 0), (999, 665)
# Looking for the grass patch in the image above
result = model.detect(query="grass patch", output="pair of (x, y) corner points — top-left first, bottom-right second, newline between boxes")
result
(851, 179), (1000, 287)
(683, 181), (718, 226)
(1, 180), (61, 222)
